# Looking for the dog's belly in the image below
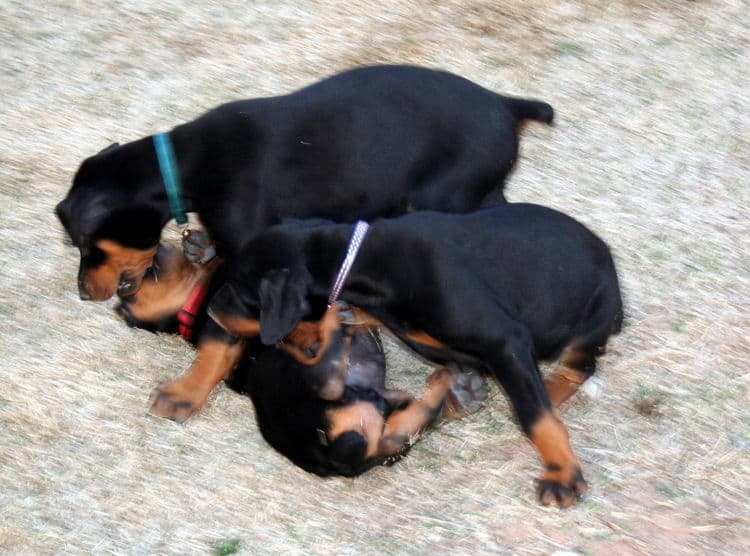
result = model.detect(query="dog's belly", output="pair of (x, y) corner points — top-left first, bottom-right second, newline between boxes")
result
(344, 329), (387, 392)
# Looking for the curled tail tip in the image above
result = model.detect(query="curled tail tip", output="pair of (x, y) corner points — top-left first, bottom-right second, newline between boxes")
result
(529, 101), (555, 125)
(510, 98), (555, 125)
(539, 103), (555, 125)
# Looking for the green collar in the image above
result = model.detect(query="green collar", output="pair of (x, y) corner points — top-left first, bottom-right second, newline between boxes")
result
(153, 132), (188, 225)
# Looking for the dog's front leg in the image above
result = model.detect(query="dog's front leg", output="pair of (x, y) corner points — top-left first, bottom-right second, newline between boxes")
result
(150, 322), (245, 422)
(377, 367), (457, 456)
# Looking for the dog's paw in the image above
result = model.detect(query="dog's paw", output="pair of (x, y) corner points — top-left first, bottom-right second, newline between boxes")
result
(426, 366), (458, 389)
(536, 465), (588, 508)
(149, 381), (207, 423)
(378, 430), (421, 457)
(443, 368), (488, 419)
(182, 229), (216, 264)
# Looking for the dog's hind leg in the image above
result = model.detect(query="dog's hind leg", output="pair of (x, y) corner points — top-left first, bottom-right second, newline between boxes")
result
(487, 324), (587, 508)
(544, 346), (596, 408)
(545, 284), (622, 407)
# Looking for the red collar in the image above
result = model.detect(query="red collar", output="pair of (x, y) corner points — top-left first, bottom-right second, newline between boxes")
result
(178, 283), (210, 341)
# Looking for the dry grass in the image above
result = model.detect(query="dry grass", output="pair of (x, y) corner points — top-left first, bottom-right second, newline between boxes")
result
(1, 0), (749, 553)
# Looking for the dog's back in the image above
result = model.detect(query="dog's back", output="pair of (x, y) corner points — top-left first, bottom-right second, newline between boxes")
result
(326, 203), (621, 362)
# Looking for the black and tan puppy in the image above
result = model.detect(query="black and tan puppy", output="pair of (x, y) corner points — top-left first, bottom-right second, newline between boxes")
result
(208, 204), (623, 507)
(228, 340), (476, 477)
(57, 65), (553, 301)
(117, 243), (487, 476)
(56, 65), (553, 420)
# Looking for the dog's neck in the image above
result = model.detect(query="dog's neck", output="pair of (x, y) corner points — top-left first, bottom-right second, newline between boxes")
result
(291, 224), (390, 306)
(167, 121), (266, 257)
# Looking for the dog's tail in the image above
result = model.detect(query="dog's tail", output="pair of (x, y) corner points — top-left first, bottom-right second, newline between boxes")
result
(507, 97), (555, 125)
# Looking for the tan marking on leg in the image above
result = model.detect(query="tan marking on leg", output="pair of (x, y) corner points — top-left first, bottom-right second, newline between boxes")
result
(378, 367), (456, 456)
(544, 347), (592, 407)
(326, 401), (385, 459)
(544, 366), (589, 408)
(209, 313), (262, 337)
(84, 240), (158, 300)
(530, 411), (588, 507)
(348, 307), (446, 350)
(150, 339), (245, 422)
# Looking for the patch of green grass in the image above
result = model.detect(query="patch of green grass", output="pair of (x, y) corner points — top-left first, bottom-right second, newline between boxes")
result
(400, 36), (419, 48)
(484, 54), (513, 67)
(213, 538), (241, 556)
(633, 381), (663, 417)
(477, 416), (507, 435)
(654, 36), (673, 46)
(655, 480), (685, 499)
(709, 46), (741, 60)
(554, 41), (584, 57)
(670, 311), (695, 333)
(595, 470), (616, 490)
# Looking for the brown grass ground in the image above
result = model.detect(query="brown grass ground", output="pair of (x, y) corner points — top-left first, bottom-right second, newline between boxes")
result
(1, 1), (748, 554)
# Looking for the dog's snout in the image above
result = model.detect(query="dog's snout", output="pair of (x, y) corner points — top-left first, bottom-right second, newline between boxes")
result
(78, 281), (91, 300)
(328, 430), (368, 467)
(117, 278), (137, 298)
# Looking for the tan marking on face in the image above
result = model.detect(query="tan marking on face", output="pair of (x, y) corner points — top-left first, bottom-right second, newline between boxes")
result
(529, 412), (582, 487)
(285, 321), (323, 351)
(123, 243), (215, 323)
(83, 240), (158, 300)
(276, 305), (341, 365)
(326, 401), (385, 459)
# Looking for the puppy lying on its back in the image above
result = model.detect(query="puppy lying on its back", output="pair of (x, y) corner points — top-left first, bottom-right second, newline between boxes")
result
(117, 242), (487, 476)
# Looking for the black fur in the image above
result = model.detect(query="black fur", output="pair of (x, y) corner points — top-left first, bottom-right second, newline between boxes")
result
(211, 204), (622, 438)
(57, 64), (553, 300)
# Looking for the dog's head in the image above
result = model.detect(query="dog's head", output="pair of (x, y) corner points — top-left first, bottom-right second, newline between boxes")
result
(56, 142), (164, 301)
(209, 263), (313, 346)
(229, 330), (399, 478)
(115, 242), (216, 338)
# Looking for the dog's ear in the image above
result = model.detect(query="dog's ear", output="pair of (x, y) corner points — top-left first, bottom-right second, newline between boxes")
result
(97, 142), (120, 156)
(258, 266), (312, 345)
(91, 206), (163, 249)
(55, 197), (72, 233)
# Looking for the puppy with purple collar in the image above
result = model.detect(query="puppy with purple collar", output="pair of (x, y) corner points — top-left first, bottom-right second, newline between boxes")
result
(117, 241), (487, 476)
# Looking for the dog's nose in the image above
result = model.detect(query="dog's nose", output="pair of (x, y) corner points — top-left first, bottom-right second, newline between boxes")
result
(328, 430), (368, 466)
(117, 277), (137, 298)
(78, 284), (91, 300)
